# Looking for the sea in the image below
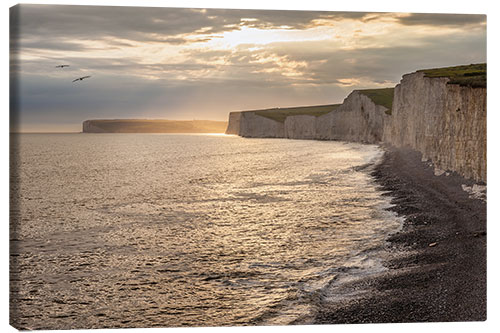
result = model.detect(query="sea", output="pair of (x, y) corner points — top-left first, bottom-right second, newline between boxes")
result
(10, 133), (402, 330)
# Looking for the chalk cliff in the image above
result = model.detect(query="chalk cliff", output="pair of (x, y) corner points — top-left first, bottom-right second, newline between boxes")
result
(280, 91), (389, 142)
(225, 65), (486, 182)
(284, 115), (317, 139)
(234, 112), (285, 138)
(225, 112), (242, 135)
(384, 72), (486, 182)
(315, 91), (389, 143)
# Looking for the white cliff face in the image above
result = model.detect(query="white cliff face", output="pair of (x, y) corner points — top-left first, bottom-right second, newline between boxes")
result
(225, 92), (389, 142)
(284, 115), (317, 139)
(225, 112), (242, 135)
(282, 92), (388, 142)
(315, 91), (388, 143)
(384, 72), (486, 182)
(238, 112), (285, 138)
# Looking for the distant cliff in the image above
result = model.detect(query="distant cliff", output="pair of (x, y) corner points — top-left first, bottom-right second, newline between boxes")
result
(225, 113), (242, 135)
(83, 119), (227, 133)
(225, 112), (285, 138)
(225, 90), (391, 144)
(315, 89), (391, 143)
(226, 104), (339, 138)
(225, 64), (486, 182)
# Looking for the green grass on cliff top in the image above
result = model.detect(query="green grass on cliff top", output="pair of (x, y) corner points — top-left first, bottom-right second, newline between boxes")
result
(251, 104), (341, 123)
(357, 88), (395, 114)
(418, 63), (486, 88)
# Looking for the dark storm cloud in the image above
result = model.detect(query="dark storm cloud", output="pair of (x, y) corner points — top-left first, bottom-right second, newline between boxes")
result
(397, 13), (486, 27)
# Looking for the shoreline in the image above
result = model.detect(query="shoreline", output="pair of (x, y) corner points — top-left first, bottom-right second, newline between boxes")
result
(313, 146), (486, 324)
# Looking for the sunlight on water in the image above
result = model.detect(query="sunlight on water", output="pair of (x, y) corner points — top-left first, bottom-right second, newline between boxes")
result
(10, 133), (401, 330)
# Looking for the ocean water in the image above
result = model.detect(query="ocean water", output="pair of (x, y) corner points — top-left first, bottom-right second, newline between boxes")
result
(10, 133), (401, 330)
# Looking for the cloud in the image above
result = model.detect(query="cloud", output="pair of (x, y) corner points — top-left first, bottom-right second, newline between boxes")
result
(19, 40), (96, 52)
(13, 5), (325, 45)
(217, 9), (370, 29)
(264, 31), (486, 86)
(396, 13), (486, 27)
(10, 4), (487, 132)
(12, 5), (379, 53)
(15, 6), (224, 40)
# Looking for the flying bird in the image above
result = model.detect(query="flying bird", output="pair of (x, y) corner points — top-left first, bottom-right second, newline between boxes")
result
(55, 65), (69, 68)
(72, 76), (91, 82)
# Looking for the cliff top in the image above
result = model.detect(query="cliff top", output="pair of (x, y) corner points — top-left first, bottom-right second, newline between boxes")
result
(356, 88), (395, 114)
(418, 63), (486, 88)
(243, 104), (341, 123)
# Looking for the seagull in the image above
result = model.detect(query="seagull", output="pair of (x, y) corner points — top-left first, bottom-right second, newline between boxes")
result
(55, 65), (69, 68)
(72, 75), (91, 82)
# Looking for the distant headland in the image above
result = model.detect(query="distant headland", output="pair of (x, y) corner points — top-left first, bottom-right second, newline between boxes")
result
(82, 119), (228, 134)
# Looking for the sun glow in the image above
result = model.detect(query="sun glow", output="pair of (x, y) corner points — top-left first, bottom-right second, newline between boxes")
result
(205, 25), (335, 50)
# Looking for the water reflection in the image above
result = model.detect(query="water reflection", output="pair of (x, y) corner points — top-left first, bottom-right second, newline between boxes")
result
(10, 134), (400, 329)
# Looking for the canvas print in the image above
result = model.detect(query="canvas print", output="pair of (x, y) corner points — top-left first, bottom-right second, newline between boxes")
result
(9, 4), (486, 330)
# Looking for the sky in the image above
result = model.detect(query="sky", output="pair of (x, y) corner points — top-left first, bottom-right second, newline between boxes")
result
(10, 4), (486, 132)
